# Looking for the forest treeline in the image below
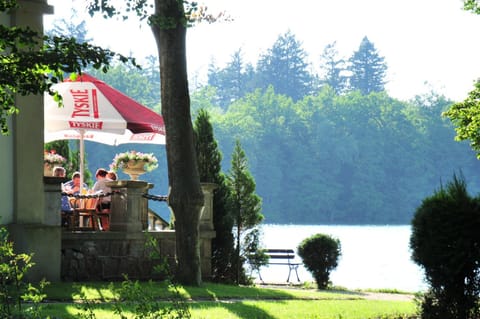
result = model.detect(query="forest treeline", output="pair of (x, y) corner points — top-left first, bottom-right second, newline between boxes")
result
(205, 87), (480, 224)
(76, 30), (480, 225)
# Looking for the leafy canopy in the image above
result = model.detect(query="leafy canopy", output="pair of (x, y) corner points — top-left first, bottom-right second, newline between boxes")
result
(443, 81), (480, 157)
(442, 1), (480, 157)
(86, 0), (228, 26)
(0, 0), (135, 135)
(464, 0), (480, 14)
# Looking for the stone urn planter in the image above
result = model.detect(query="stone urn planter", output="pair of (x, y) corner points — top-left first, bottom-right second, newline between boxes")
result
(111, 151), (158, 181)
(122, 160), (147, 180)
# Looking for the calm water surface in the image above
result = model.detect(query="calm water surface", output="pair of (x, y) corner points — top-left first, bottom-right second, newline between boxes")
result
(258, 224), (427, 292)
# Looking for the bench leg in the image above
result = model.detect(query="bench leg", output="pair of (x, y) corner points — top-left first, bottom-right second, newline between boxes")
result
(258, 268), (264, 283)
(287, 265), (301, 283)
(293, 265), (300, 282)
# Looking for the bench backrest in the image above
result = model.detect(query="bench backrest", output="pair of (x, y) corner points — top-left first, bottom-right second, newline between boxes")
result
(266, 249), (296, 260)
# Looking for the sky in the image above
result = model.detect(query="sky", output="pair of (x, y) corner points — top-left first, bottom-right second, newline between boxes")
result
(45, 0), (480, 102)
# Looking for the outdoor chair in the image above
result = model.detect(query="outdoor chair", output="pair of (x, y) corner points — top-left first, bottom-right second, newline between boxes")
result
(95, 204), (111, 231)
(70, 197), (100, 231)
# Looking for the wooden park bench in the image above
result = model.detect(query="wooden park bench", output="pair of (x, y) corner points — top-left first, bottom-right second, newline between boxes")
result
(256, 249), (301, 283)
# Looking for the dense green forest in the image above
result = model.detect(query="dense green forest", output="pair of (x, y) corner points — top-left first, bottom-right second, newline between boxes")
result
(64, 31), (480, 225)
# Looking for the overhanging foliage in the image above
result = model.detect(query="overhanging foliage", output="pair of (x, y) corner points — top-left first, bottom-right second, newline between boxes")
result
(0, 1), (136, 135)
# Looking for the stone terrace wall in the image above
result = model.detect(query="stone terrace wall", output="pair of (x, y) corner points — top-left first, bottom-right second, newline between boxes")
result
(61, 231), (176, 281)
(60, 182), (216, 281)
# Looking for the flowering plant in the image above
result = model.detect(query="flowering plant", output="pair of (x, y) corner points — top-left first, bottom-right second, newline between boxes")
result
(110, 150), (158, 172)
(44, 150), (66, 165)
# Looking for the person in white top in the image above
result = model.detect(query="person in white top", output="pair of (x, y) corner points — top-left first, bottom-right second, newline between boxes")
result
(93, 168), (112, 210)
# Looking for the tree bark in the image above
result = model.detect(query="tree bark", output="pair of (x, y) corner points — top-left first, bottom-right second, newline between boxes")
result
(151, 0), (204, 285)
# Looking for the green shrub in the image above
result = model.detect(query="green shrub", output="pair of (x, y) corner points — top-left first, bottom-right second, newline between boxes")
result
(0, 226), (48, 318)
(410, 175), (480, 319)
(74, 234), (191, 319)
(297, 233), (341, 289)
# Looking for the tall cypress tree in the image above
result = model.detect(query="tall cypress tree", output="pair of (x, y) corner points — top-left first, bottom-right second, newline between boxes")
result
(347, 36), (388, 95)
(227, 140), (264, 284)
(193, 109), (236, 283)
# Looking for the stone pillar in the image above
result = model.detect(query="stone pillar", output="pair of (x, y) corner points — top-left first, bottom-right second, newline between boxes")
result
(43, 177), (66, 226)
(0, 0), (13, 226)
(11, 0), (53, 224)
(6, 0), (60, 283)
(200, 230), (216, 279)
(108, 181), (150, 232)
(199, 183), (217, 278)
(142, 183), (154, 229)
(200, 183), (217, 231)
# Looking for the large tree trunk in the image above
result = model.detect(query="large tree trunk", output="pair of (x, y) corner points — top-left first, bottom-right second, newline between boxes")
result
(151, 0), (204, 286)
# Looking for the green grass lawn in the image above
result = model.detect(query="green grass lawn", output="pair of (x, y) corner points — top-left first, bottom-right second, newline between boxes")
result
(35, 282), (417, 319)
(43, 281), (363, 301)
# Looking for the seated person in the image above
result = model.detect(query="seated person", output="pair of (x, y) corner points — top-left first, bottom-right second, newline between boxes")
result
(93, 168), (112, 210)
(53, 166), (66, 177)
(93, 168), (113, 231)
(107, 170), (117, 181)
(61, 171), (87, 227)
(63, 171), (88, 195)
(60, 194), (72, 227)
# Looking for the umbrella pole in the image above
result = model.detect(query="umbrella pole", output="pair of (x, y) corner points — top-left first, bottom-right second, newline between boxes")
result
(79, 129), (85, 192)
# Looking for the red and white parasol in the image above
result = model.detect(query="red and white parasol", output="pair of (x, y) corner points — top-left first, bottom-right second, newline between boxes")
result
(44, 73), (166, 186)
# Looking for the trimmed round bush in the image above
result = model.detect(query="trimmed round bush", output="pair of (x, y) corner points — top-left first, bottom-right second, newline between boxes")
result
(297, 233), (341, 289)
(410, 175), (480, 319)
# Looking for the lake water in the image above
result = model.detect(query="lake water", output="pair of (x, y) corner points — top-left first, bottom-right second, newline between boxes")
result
(256, 224), (427, 292)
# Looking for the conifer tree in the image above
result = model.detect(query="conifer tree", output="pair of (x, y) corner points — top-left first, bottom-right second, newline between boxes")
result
(207, 49), (255, 110)
(44, 142), (95, 185)
(207, 61), (221, 95)
(256, 30), (314, 101)
(193, 109), (236, 283)
(227, 140), (264, 284)
(46, 8), (92, 44)
(319, 41), (348, 95)
(347, 36), (387, 95)
(45, 140), (93, 185)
